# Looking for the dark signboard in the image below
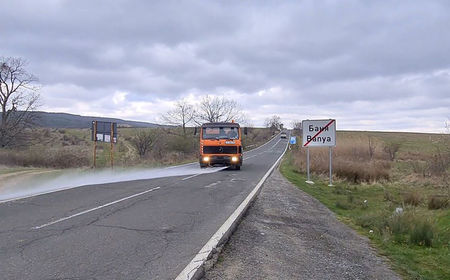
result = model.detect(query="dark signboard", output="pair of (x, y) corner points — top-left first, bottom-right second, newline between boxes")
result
(91, 121), (118, 143)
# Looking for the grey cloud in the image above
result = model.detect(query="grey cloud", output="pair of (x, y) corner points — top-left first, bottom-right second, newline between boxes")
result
(1, 0), (449, 131)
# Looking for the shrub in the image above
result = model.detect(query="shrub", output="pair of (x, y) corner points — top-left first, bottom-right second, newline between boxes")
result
(384, 142), (401, 161)
(403, 191), (422, 206)
(355, 212), (388, 233)
(335, 200), (352, 210)
(411, 161), (429, 177)
(347, 194), (354, 203)
(332, 185), (345, 195)
(410, 220), (434, 247)
(384, 190), (395, 202)
(388, 213), (411, 235)
(428, 195), (449, 210)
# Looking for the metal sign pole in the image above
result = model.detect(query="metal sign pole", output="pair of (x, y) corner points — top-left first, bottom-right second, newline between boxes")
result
(93, 121), (97, 169)
(307, 147), (310, 181)
(110, 122), (114, 169)
(306, 147), (314, 184)
(328, 147), (333, 186)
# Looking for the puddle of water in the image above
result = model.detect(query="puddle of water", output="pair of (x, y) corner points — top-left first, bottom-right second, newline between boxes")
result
(0, 164), (226, 202)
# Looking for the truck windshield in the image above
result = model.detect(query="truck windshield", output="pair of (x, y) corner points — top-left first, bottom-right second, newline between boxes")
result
(202, 127), (239, 140)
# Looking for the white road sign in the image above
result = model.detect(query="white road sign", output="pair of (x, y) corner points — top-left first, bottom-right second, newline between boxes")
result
(302, 119), (336, 147)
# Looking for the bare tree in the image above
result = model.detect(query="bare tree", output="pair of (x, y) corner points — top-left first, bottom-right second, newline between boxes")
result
(0, 57), (40, 147)
(161, 99), (195, 136)
(195, 95), (245, 124)
(265, 115), (282, 131)
(130, 129), (155, 158)
(291, 120), (302, 133)
(384, 142), (401, 161)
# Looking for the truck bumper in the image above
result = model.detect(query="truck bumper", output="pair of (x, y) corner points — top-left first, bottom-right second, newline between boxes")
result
(199, 155), (243, 167)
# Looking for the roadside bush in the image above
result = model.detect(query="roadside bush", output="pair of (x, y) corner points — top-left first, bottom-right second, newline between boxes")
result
(388, 213), (412, 235)
(410, 220), (434, 247)
(168, 135), (196, 154)
(355, 212), (388, 233)
(384, 190), (395, 202)
(427, 195), (449, 210)
(411, 160), (429, 177)
(384, 142), (401, 161)
(355, 210), (436, 247)
(403, 191), (422, 206)
(335, 200), (352, 210)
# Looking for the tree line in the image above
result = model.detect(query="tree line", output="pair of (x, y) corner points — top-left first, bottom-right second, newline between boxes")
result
(161, 96), (247, 137)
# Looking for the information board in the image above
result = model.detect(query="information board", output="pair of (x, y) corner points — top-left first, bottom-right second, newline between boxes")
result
(91, 121), (118, 143)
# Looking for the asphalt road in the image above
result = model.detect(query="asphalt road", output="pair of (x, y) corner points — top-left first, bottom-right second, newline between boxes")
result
(0, 134), (288, 280)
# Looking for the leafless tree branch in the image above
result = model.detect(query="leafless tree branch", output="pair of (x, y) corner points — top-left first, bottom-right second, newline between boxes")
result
(161, 99), (195, 136)
(194, 95), (246, 124)
(0, 57), (40, 147)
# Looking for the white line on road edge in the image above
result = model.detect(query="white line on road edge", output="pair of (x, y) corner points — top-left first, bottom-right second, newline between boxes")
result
(32, 186), (160, 230)
(175, 139), (289, 280)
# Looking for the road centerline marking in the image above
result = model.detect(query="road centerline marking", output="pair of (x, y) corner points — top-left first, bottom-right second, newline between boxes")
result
(269, 138), (281, 150)
(181, 174), (201, 181)
(32, 186), (160, 230)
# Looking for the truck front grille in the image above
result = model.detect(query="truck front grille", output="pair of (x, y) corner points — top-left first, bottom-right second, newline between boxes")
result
(203, 146), (238, 154)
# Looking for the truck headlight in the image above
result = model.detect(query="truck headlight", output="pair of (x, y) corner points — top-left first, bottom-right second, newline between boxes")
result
(231, 156), (238, 162)
(203, 156), (210, 162)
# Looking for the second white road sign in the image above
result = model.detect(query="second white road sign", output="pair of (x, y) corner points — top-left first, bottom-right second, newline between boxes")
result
(302, 119), (336, 147)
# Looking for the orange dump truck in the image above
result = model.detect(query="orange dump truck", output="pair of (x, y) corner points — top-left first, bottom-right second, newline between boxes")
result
(198, 122), (246, 170)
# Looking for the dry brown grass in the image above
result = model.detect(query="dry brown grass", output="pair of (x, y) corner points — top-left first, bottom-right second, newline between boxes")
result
(0, 146), (90, 168)
(427, 195), (449, 210)
(292, 135), (391, 183)
(403, 191), (423, 206)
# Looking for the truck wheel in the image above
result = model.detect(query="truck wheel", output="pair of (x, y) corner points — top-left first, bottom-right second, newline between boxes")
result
(234, 165), (241, 170)
(200, 163), (207, 168)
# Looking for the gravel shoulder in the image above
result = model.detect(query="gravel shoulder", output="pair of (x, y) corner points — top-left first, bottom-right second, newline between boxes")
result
(203, 169), (401, 280)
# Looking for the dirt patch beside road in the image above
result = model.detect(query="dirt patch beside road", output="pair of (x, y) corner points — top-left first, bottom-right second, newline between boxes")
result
(203, 169), (400, 280)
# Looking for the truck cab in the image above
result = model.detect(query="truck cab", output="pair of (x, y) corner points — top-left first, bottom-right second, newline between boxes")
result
(199, 122), (244, 170)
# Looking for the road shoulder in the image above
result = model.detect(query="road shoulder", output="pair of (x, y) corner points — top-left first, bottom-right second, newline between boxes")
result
(203, 168), (400, 280)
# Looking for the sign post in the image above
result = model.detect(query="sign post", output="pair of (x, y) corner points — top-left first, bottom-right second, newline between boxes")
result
(91, 121), (118, 169)
(302, 119), (336, 186)
(329, 147), (332, 186)
(93, 121), (98, 168)
(306, 147), (312, 184)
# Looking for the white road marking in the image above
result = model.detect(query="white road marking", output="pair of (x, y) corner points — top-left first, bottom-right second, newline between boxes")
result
(181, 174), (201, 181)
(204, 181), (221, 188)
(32, 187), (160, 230)
(244, 154), (257, 160)
(269, 139), (281, 150)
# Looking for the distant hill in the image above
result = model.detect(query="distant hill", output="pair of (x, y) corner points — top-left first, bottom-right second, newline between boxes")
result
(14, 111), (161, 129)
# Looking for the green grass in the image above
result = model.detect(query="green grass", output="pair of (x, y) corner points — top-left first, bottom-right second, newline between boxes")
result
(280, 152), (450, 280)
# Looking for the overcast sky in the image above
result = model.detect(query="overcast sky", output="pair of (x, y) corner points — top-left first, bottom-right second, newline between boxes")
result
(2, 0), (449, 132)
